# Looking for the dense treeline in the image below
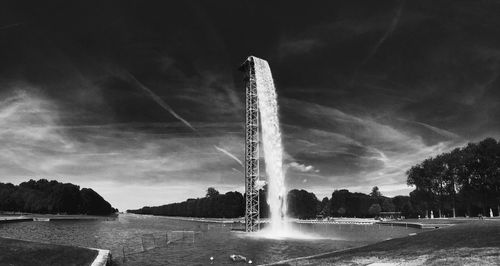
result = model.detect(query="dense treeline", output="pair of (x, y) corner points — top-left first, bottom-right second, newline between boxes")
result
(0, 179), (117, 215)
(406, 137), (500, 218)
(287, 189), (319, 219)
(128, 182), (475, 220)
(322, 187), (400, 218)
(128, 186), (401, 219)
(128, 188), (245, 218)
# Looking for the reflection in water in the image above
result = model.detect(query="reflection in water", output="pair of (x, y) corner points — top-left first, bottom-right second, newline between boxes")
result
(0, 214), (420, 265)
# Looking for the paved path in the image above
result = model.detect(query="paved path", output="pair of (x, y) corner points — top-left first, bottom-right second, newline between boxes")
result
(90, 248), (111, 266)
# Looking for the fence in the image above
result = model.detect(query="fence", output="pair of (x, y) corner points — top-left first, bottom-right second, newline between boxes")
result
(119, 223), (242, 262)
(121, 230), (197, 262)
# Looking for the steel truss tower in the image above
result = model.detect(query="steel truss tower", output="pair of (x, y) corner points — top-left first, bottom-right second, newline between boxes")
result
(239, 56), (260, 232)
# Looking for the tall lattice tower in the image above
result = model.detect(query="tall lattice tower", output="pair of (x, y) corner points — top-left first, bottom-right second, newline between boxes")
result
(239, 56), (260, 232)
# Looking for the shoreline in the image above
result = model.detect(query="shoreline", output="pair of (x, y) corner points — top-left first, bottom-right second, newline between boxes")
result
(0, 236), (108, 266)
(0, 236), (111, 266)
(260, 219), (500, 265)
(3, 213), (498, 265)
(0, 213), (117, 224)
(0, 214), (113, 265)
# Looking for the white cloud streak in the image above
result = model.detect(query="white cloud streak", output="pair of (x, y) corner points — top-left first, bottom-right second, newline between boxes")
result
(124, 71), (197, 132)
(287, 162), (319, 173)
(359, 0), (405, 67)
(214, 145), (243, 167)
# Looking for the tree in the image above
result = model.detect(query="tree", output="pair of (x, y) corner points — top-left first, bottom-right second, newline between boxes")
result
(0, 179), (115, 215)
(80, 188), (114, 215)
(381, 198), (395, 212)
(370, 186), (382, 197)
(368, 203), (381, 216)
(401, 202), (414, 218)
(406, 137), (500, 217)
(128, 188), (245, 218)
(319, 197), (330, 216)
(330, 189), (349, 217)
(206, 187), (219, 198)
(287, 189), (319, 219)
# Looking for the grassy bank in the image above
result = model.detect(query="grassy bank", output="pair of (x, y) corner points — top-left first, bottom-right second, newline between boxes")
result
(271, 219), (500, 265)
(0, 237), (98, 266)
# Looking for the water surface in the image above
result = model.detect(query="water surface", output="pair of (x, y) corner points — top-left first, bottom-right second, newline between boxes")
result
(0, 214), (421, 265)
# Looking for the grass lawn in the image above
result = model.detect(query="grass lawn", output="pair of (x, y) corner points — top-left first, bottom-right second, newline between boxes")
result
(0, 237), (98, 266)
(272, 220), (500, 265)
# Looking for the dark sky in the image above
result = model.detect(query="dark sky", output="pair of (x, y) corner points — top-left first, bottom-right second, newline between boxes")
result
(1, 0), (500, 210)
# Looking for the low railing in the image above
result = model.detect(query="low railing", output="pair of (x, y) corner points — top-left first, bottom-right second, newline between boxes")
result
(120, 223), (239, 263)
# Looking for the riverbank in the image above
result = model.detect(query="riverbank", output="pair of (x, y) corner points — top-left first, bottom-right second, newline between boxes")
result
(265, 219), (500, 265)
(0, 213), (117, 223)
(0, 214), (114, 265)
(0, 237), (99, 266)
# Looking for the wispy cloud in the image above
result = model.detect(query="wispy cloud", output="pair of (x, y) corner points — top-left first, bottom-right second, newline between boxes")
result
(123, 71), (197, 132)
(0, 85), (467, 210)
(358, 0), (405, 68)
(214, 145), (243, 167)
(397, 118), (460, 139)
(287, 162), (319, 173)
(0, 87), (246, 210)
(2, 0), (499, 210)
(280, 98), (463, 194)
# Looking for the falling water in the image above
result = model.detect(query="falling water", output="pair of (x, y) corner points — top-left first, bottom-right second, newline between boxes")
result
(253, 57), (289, 235)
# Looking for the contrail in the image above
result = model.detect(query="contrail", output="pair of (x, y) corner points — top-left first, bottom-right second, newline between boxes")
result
(214, 145), (243, 166)
(398, 118), (459, 139)
(124, 71), (197, 132)
(124, 71), (244, 167)
(232, 168), (243, 174)
(359, 0), (405, 68)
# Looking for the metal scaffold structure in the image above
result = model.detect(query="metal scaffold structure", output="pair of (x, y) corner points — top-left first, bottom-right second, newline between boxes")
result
(239, 56), (260, 232)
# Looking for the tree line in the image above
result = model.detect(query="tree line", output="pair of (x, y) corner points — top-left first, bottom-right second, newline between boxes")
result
(0, 179), (117, 215)
(128, 186), (404, 219)
(128, 188), (245, 218)
(320, 186), (406, 218)
(407, 137), (500, 218)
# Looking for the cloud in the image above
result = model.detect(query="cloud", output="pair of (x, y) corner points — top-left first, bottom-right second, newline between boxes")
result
(0, 84), (467, 210)
(1, 86), (454, 210)
(2, 0), (500, 210)
(280, 98), (463, 193)
(123, 71), (197, 132)
(358, 0), (405, 68)
(397, 118), (460, 139)
(0, 87), (247, 210)
(214, 145), (243, 167)
(287, 162), (319, 173)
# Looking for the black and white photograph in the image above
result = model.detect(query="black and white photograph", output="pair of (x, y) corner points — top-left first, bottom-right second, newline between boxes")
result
(1, 1), (500, 265)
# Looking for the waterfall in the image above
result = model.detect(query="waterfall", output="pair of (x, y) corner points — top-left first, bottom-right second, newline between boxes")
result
(253, 57), (288, 232)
